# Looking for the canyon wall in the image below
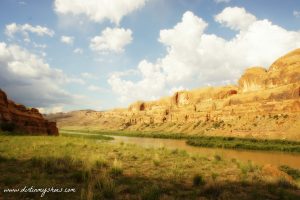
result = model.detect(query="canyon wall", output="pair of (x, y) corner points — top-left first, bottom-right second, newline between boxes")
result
(0, 89), (58, 135)
(48, 49), (300, 140)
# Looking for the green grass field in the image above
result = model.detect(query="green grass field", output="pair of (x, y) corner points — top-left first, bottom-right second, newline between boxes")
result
(0, 131), (300, 199)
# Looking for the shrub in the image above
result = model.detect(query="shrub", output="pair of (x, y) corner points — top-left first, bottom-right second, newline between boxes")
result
(110, 158), (123, 176)
(279, 165), (300, 180)
(193, 174), (205, 186)
(212, 121), (224, 129)
(214, 154), (222, 162)
(1, 122), (15, 132)
(239, 161), (256, 175)
(211, 173), (218, 181)
(153, 154), (160, 166)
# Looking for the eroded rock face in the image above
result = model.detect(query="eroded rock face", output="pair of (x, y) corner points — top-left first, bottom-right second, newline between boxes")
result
(0, 89), (58, 135)
(238, 67), (267, 93)
(239, 49), (300, 93)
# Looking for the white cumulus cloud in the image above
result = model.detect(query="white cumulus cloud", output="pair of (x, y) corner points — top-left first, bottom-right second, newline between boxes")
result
(90, 27), (132, 54)
(5, 23), (54, 41)
(108, 7), (300, 105)
(54, 0), (148, 25)
(108, 60), (166, 103)
(60, 35), (74, 45)
(215, 7), (257, 31)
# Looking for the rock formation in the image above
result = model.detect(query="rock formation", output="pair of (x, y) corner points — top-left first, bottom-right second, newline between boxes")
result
(47, 49), (300, 140)
(0, 89), (59, 135)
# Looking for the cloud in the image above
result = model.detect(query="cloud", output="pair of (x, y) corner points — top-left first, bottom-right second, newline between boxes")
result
(215, 7), (257, 31)
(81, 72), (97, 79)
(294, 10), (300, 18)
(90, 27), (132, 54)
(38, 106), (64, 114)
(108, 60), (166, 103)
(5, 23), (54, 42)
(60, 35), (74, 45)
(73, 48), (83, 54)
(214, 0), (231, 3)
(18, 1), (27, 6)
(0, 42), (80, 108)
(108, 7), (300, 105)
(87, 85), (104, 92)
(33, 42), (47, 49)
(54, 0), (148, 25)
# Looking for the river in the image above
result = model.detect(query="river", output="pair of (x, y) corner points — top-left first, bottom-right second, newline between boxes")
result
(108, 135), (300, 169)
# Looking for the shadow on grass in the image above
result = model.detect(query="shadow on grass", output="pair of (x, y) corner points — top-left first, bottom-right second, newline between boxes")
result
(0, 131), (52, 137)
(0, 156), (299, 200)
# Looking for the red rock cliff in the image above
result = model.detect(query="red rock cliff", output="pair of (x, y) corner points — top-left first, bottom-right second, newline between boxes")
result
(0, 89), (59, 135)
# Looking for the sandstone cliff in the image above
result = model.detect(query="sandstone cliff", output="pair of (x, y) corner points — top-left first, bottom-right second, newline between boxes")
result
(47, 49), (300, 140)
(0, 89), (59, 135)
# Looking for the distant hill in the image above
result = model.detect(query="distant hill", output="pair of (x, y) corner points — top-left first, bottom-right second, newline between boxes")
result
(46, 49), (300, 140)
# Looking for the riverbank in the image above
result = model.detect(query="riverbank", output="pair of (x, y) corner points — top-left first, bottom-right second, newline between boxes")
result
(1, 131), (300, 199)
(61, 129), (300, 153)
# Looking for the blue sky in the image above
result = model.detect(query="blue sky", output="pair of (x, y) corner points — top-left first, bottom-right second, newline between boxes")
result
(0, 0), (299, 113)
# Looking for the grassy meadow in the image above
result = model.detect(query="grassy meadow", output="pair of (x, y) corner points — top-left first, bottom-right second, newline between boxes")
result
(0, 131), (300, 199)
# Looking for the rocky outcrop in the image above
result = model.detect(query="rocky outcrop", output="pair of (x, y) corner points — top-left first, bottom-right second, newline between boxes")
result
(238, 67), (267, 92)
(47, 49), (300, 140)
(0, 89), (58, 135)
(239, 49), (300, 92)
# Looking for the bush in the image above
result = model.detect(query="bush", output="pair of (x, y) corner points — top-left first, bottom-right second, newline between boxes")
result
(211, 172), (218, 181)
(279, 165), (300, 180)
(193, 174), (205, 186)
(1, 122), (15, 132)
(212, 121), (224, 129)
(110, 159), (123, 176)
(153, 154), (160, 166)
(214, 154), (222, 162)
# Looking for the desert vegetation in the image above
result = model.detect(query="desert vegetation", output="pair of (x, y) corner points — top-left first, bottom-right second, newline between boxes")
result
(0, 131), (300, 199)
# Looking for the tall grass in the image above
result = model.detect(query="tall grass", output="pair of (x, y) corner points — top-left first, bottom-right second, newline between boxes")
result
(186, 137), (300, 152)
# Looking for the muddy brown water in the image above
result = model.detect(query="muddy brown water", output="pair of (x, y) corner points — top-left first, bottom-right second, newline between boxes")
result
(107, 135), (300, 169)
